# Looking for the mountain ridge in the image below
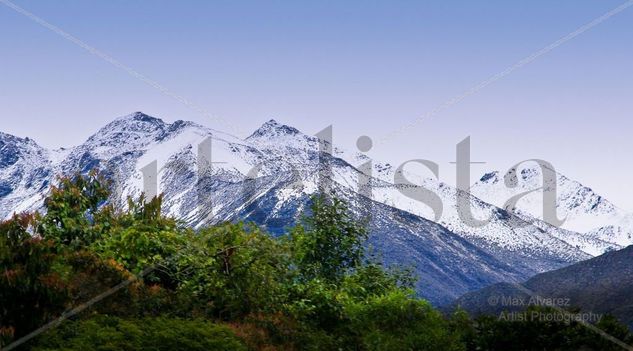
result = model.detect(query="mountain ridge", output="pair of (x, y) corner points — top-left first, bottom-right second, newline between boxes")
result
(472, 166), (633, 255)
(1, 111), (628, 305)
(452, 244), (633, 328)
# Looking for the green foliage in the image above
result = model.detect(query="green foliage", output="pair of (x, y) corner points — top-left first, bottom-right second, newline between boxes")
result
(285, 275), (462, 350)
(341, 263), (416, 298)
(290, 194), (368, 283)
(32, 316), (247, 351)
(286, 278), (347, 333)
(92, 195), (186, 275)
(594, 315), (633, 349)
(176, 222), (290, 319)
(38, 172), (111, 249)
(282, 195), (458, 350)
(346, 290), (465, 351)
(3, 174), (632, 351)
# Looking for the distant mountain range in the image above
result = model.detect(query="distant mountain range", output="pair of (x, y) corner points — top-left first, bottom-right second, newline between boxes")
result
(452, 244), (633, 328)
(1, 112), (632, 305)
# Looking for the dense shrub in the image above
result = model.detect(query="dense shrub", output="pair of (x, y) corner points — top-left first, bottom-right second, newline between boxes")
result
(175, 222), (291, 319)
(346, 290), (464, 351)
(31, 316), (247, 351)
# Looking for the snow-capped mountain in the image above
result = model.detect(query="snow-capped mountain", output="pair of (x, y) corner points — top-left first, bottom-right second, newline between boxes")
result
(0, 112), (621, 305)
(0, 131), (56, 215)
(244, 119), (590, 271)
(472, 168), (633, 255)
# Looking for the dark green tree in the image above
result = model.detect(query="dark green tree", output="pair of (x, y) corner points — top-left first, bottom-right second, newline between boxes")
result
(290, 194), (368, 282)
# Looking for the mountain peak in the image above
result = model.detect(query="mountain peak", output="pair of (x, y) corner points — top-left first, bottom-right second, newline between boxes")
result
(247, 119), (301, 139)
(0, 130), (25, 143)
(0, 131), (15, 141)
(116, 111), (165, 125)
(0, 131), (41, 151)
(85, 112), (169, 148)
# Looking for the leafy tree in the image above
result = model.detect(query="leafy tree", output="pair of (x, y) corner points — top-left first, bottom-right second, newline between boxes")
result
(92, 194), (186, 276)
(38, 172), (111, 249)
(176, 222), (291, 320)
(290, 194), (368, 283)
(0, 214), (69, 345)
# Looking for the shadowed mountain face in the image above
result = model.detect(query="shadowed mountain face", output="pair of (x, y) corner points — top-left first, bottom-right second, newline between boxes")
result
(453, 245), (633, 328)
(0, 112), (621, 305)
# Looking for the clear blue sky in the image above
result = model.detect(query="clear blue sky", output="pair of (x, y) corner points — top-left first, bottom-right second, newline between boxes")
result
(1, 0), (632, 209)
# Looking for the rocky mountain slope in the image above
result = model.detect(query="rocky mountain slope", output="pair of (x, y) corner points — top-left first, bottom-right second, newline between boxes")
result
(452, 244), (633, 328)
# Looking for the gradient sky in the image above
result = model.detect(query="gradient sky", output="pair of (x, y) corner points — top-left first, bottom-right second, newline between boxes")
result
(1, 0), (632, 210)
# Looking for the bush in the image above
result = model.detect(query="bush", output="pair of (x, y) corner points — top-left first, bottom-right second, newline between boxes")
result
(175, 222), (291, 320)
(92, 195), (186, 276)
(346, 290), (464, 351)
(32, 316), (247, 351)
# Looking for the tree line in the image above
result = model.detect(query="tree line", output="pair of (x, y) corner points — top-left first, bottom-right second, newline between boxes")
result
(1, 172), (631, 350)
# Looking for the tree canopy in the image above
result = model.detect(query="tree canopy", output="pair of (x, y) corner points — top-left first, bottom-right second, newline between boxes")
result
(1, 173), (631, 350)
